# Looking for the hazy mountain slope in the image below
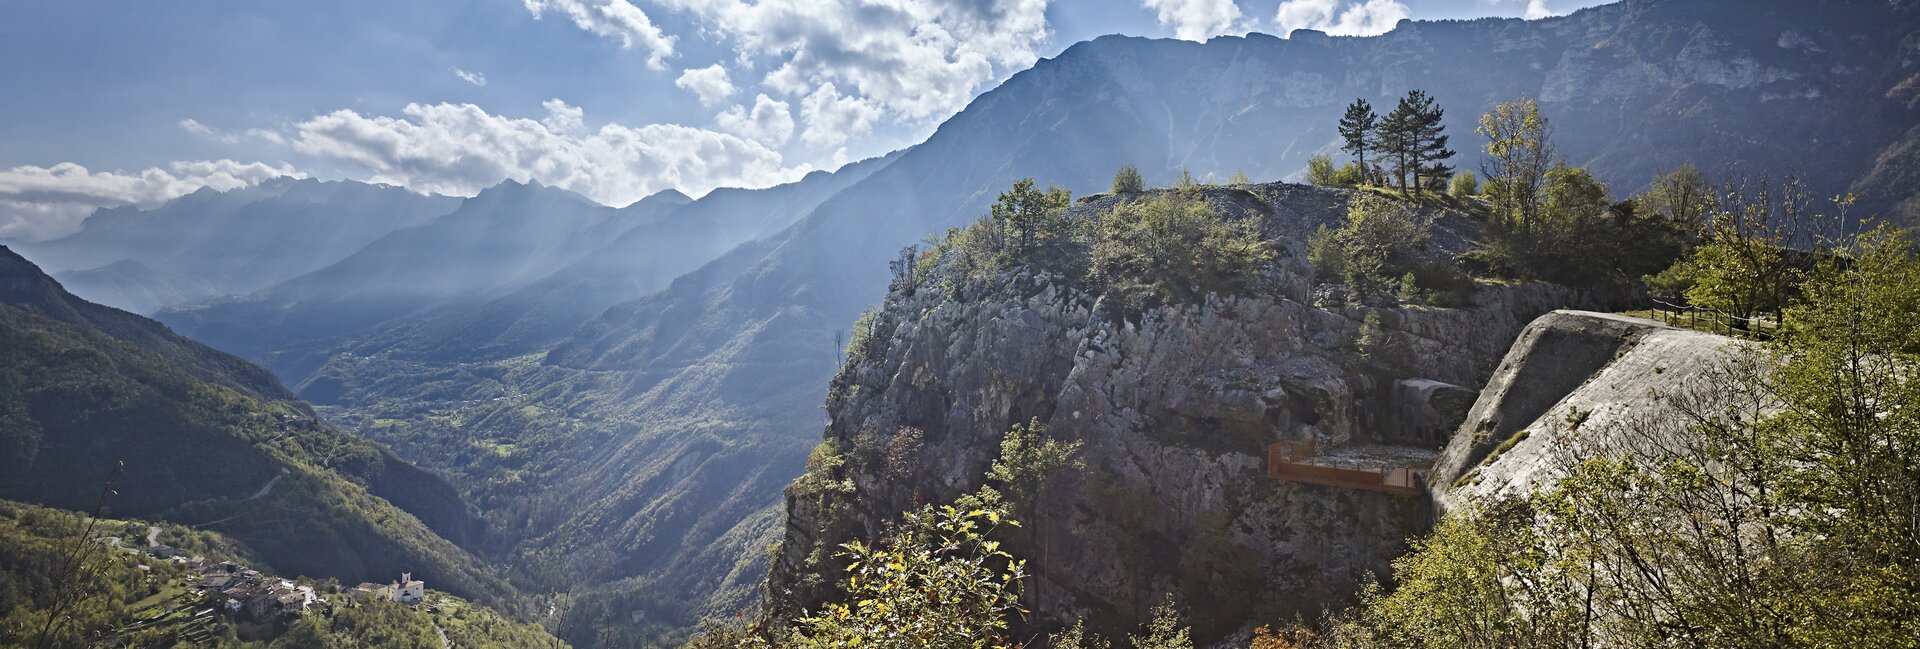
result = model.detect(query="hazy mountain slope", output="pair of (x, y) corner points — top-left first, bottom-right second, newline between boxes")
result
(157, 181), (660, 380)
(372, 1), (1919, 642)
(15, 178), (458, 313)
(52, 260), (223, 317)
(308, 154), (896, 381)
(0, 245), (508, 603)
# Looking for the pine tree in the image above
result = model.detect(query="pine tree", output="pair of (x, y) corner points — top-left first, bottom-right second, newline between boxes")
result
(1405, 90), (1455, 195)
(1378, 98), (1416, 193)
(1338, 99), (1378, 185)
(1384, 90), (1455, 196)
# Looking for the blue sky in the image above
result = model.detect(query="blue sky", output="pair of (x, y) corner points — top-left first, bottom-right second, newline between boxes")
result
(0, 0), (1609, 240)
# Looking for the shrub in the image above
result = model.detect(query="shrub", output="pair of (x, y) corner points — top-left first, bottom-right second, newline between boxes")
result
(1129, 598), (1194, 649)
(1332, 162), (1364, 188)
(924, 179), (1088, 288)
(1338, 195), (1424, 299)
(783, 490), (1027, 649)
(1306, 224), (1345, 282)
(1306, 154), (1339, 187)
(1092, 192), (1272, 308)
(1051, 621), (1110, 649)
(1174, 168), (1197, 189)
(1448, 171), (1479, 197)
(1356, 310), (1386, 357)
(1112, 165), (1145, 194)
(1474, 163), (1687, 286)
(984, 418), (1084, 518)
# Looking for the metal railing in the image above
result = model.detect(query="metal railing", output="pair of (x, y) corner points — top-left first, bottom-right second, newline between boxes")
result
(1266, 441), (1424, 496)
(1648, 297), (1777, 340)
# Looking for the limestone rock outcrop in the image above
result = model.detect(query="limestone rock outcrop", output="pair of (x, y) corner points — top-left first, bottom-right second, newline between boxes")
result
(765, 184), (1633, 643)
(1429, 310), (1753, 514)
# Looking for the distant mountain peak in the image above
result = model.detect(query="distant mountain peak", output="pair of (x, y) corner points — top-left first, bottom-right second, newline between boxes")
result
(634, 187), (693, 208)
(470, 178), (596, 206)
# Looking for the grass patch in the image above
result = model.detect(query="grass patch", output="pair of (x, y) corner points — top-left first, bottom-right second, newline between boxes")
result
(1481, 429), (1531, 466)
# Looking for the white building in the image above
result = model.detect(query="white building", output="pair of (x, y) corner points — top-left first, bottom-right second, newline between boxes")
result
(391, 572), (425, 604)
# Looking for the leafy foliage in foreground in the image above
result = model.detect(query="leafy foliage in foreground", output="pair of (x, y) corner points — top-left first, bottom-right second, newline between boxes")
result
(788, 492), (1028, 648)
(1330, 226), (1920, 649)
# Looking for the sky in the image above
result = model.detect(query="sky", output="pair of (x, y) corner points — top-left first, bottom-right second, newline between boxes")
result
(0, 0), (1611, 241)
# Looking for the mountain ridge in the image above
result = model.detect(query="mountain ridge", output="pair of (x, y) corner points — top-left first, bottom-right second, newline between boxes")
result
(0, 244), (511, 605)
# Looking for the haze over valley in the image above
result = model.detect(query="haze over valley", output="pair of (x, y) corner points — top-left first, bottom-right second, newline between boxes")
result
(5, 0), (1920, 647)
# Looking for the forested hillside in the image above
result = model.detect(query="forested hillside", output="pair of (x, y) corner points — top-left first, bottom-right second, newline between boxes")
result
(0, 245), (510, 606)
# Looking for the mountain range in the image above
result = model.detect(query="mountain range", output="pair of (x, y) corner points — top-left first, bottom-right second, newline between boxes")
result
(6, 0), (1919, 645)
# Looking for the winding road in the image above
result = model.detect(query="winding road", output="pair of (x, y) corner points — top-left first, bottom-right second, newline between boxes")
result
(191, 468), (290, 528)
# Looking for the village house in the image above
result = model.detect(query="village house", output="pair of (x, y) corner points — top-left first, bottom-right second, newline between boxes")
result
(352, 572), (426, 605)
(193, 559), (312, 617)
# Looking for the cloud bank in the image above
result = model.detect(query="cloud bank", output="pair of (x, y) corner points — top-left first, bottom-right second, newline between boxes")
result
(1143, 0), (1244, 41)
(288, 99), (811, 206)
(521, 0), (676, 69)
(532, 0), (1054, 154)
(1275, 0), (1408, 37)
(0, 160), (302, 241)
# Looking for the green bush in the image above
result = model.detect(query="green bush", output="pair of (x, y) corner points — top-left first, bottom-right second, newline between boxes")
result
(922, 179), (1086, 289)
(1473, 163), (1687, 287)
(1309, 194), (1468, 305)
(1307, 154), (1339, 187)
(1093, 192), (1272, 309)
(1448, 171), (1478, 197)
(781, 490), (1027, 649)
(1112, 165), (1145, 194)
(1332, 162), (1364, 188)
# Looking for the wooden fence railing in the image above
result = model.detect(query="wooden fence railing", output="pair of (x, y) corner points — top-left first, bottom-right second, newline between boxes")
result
(1648, 297), (1777, 340)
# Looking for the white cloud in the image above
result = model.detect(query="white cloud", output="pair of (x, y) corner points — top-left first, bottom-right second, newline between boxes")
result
(643, 0), (1051, 127)
(799, 83), (882, 150)
(1275, 0), (1407, 37)
(246, 128), (287, 146)
(540, 98), (585, 132)
(0, 160), (302, 241)
(1142, 0), (1243, 41)
(289, 99), (811, 206)
(529, 0), (1055, 156)
(178, 118), (218, 138)
(1515, 0), (1556, 19)
(716, 94), (795, 146)
(521, 0), (675, 69)
(180, 119), (289, 146)
(454, 68), (489, 86)
(675, 64), (736, 107)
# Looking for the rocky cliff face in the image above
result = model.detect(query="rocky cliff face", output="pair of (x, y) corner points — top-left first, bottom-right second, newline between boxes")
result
(1428, 311), (1753, 514)
(766, 184), (1635, 643)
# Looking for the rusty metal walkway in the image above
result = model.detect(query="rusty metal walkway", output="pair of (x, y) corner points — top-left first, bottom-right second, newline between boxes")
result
(1266, 439), (1428, 496)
